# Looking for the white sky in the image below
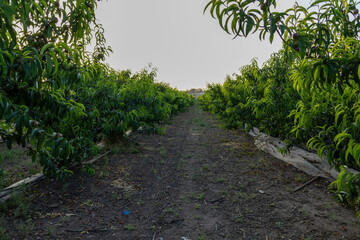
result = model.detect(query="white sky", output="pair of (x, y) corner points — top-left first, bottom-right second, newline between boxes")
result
(95, 0), (311, 90)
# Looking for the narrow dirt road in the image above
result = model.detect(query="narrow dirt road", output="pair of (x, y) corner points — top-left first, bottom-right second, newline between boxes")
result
(2, 102), (360, 239)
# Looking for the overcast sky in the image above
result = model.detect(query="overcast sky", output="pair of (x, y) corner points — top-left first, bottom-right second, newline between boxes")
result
(95, 0), (311, 90)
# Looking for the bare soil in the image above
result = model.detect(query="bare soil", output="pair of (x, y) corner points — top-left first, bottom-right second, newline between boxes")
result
(1, 102), (360, 239)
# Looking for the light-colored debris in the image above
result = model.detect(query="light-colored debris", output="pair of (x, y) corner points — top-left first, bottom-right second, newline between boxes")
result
(248, 127), (359, 180)
(111, 178), (134, 192)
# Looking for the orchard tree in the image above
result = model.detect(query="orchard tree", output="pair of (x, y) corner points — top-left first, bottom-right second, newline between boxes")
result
(205, 0), (360, 85)
(0, 0), (111, 180)
(205, 0), (360, 212)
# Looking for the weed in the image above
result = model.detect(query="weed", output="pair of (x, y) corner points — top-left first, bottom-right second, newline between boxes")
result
(166, 208), (174, 213)
(110, 142), (140, 155)
(199, 234), (207, 240)
(190, 193), (204, 200)
(81, 200), (94, 206)
(184, 154), (192, 159)
(16, 219), (34, 237)
(177, 158), (187, 171)
(233, 192), (248, 202)
(217, 178), (225, 183)
(82, 164), (96, 176)
(192, 168), (201, 181)
(275, 221), (283, 228)
(202, 164), (209, 171)
(103, 155), (109, 166)
(328, 211), (338, 221)
(137, 199), (145, 205)
(249, 162), (257, 169)
(124, 224), (135, 231)
(61, 215), (71, 223)
(0, 187), (31, 219)
(194, 215), (202, 220)
(295, 174), (307, 183)
(233, 215), (244, 223)
(97, 168), (110, 178)
(159, 147), (167, 158)
(244, 207), (252, 213)
(259, 158), (270, 169)
(111, 192), (122, 200)
(47, 224), (57, 237)
(222, 190), (230, 197)
(0, 218), (9, 240)
(299, 206), (310, 219)
(124, 193), (132, 200)
(250, 193), (256, 199)
(150, 225), (156, 232)
(195, 203), (201, 209)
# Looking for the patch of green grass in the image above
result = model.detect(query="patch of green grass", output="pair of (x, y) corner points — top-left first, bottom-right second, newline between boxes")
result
(0, 148), (24, 162)
(166, 208), (175, 213)
(0, 218), (9, 240)
(217, 177), (225, 183)
(47, 224), (57, 237)
(16, 219), (35, 238)
(275, 221), (283, 228)
(222, 190), (230, 197)
(190, 192), (205, 201)
(233, 192), (248, 202)
(295, 174), (307, 183)
(233, 215), (244, 223)
(184, 154), (192, 159)
(124, 193), (132, 200)
(177, 158), (187, 171)
(124, 224), (135, 231)
(0, 186), (31, 219)
(202, 164), (209, 171)
(248, 162), (257, 169)
(192, 167), (202, 181)
(150, 225), (157, 232)
(259, 158), (270, 169)
(244, 207), (252, 213)
(199, 234), (207, 240)
(0, 146), (42, 190)
(110, 142), (140, 154)
(299, 206), (310, 219)
(111, 192), (122, 200)
(192, 116), (206, 127)
(159, 147), (167, 158)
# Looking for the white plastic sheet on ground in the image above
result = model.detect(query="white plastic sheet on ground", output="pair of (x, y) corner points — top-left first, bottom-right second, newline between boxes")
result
(248, 127), (359, 180)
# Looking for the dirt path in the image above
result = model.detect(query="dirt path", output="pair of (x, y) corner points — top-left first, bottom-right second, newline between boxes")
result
(2, 102), (360, 239)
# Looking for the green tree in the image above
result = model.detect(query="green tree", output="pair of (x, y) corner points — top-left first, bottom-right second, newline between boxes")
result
(205, 0), (360, 212)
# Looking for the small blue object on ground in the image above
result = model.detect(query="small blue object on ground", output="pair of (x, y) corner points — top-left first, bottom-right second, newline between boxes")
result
(123, 210), (130, 215)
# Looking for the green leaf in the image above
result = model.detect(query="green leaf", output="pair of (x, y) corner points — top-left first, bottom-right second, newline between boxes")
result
(40, 42), (55, 55)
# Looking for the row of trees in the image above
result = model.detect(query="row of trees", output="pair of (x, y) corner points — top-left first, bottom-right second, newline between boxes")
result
(201, 0), (360, 214)
(0, 0), (194, 181)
